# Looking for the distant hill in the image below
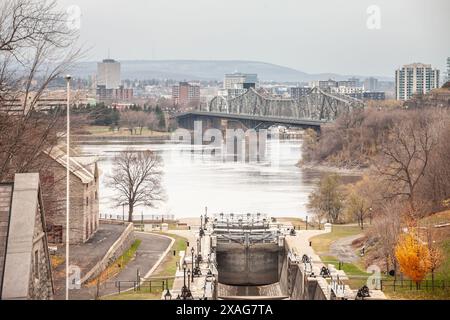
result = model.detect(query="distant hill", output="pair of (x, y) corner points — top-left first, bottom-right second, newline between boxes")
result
(71, 60), (393, 83)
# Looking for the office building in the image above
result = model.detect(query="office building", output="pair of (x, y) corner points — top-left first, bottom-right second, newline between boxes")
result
(364, 77), (379, 92)
(97, 59), (121, 89)
(96, 85), (133, 102)
(224, 73), (258, 90)
(289, 87), (311, 99)
(348, 92), (385, 101)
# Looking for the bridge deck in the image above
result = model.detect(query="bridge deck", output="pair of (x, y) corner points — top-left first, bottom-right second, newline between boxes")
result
(175, 111), (327, 127)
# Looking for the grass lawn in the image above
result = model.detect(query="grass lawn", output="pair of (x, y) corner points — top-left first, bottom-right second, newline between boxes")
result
(105, 232), (187, 300)
(87, 239), (142, 287)
(310, 225), (370, 289)
(309, 221), (450, 299)
(311, 224), (362, 255)
(382, 237), (450, 300)
(82, 125), (169, 137)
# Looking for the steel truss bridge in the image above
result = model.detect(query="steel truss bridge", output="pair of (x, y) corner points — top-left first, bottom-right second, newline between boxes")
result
(175, 87), (364, 130)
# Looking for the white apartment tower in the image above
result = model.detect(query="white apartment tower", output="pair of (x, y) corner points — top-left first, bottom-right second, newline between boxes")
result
(97, 59), (121, 89)
(446, 57), (450, 83)
(395, 63), (440, 101)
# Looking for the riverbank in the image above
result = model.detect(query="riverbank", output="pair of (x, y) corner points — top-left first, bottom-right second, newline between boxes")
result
(74, 125), (171, 143)
(298, 161), (367, 176)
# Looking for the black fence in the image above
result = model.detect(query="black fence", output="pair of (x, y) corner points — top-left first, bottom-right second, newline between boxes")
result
(113, 277), (176, 295)
(380, 279), (449, 292)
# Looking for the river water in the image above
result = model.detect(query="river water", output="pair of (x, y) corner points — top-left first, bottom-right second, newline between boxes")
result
(80, 139), (325, 219)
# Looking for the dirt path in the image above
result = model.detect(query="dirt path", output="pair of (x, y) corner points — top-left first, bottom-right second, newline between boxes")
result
(329, 234), (363, 263)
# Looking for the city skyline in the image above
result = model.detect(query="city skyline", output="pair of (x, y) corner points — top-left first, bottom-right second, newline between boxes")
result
(59, 0), (450, 77)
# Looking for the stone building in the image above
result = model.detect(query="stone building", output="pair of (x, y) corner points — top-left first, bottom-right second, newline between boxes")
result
(40, 147), (100, 244)
(0, 173), (54, 300)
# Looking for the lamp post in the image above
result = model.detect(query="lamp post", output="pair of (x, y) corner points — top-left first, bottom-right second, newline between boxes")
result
(194, 238), (202, 276)
(200, 214), (206, 236)
(164, 279), (172, 300)
(187, 269), (191, 290)
(181, 261), (187, 299)
(191, 247), (195, 282)
(305, 215), (308, 230)
(122, 203), (125, 221)
(65, 74), (71, 301)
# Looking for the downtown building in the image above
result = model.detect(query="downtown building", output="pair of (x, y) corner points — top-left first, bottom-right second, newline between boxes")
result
(172, 82), (200, 108)
(289, 87), (311, 100)
(446, 57), (450, 83)
(395, 63), (440, 101)
(97, 59), (121, 89)
(96, 58), (133, 103)
(364, 77), (379, 92)
(220, 73), (258, 98)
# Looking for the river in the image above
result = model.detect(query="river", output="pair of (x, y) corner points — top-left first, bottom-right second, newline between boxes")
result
(80, 139), (326, 220)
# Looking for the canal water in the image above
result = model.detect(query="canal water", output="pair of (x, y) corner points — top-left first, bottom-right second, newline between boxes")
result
(80, 139), (325, 220)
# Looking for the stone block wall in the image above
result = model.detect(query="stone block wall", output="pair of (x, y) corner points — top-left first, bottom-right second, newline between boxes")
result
(39, 153), (99, 244)
(28, 201), (54, 300)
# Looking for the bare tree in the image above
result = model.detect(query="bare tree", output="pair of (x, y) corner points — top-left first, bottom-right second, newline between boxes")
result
(377, 111), (436, 217)
(0, 0), (82, 181)
(368, 200), (403, 274)
(308, 173), (344, 224)
(107, 149), (164, 222)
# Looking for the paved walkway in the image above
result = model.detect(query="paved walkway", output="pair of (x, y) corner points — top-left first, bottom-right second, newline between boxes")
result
(329, 234), (363, 263)
(56, 232), (172, 300)
(285, 229), (328, 263)
(53, 223), (127, 297)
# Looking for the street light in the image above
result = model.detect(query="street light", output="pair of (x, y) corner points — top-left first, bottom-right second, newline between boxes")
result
(191, 247), (195, 282)
(164, 279), (172, 300)
(65, 74), (71, 301)
(181, 260), (189, 299)
(187, 269), (191, 290)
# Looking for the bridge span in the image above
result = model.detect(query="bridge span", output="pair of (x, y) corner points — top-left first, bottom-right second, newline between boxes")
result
(175, 111), (327, 130)
(174, 87), (364, 130)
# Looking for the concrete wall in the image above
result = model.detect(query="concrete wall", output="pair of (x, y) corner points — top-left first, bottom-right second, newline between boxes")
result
(216, 243), (282, 286)
(279, 244), (329, 300)
(81, 222), (135, 284)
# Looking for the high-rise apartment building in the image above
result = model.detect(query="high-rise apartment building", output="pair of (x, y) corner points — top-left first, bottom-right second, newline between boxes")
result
(446, 57), (450, 83)
(172, 82), (200, 106)
(97, 59), (121, 89)
(395, 63), (440, 101)
(364, 77), (379, 92)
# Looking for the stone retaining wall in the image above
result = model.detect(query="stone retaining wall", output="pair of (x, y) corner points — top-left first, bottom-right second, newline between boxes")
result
(80, 222), (135, 284)
(279, 243), (329, 300)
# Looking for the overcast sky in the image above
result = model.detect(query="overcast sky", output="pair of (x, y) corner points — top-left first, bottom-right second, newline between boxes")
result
(58, 0), (450, 77)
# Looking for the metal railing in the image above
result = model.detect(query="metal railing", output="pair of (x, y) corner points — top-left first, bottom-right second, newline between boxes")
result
(112, 277), (177, 295)
(380, 279), (449, 292)
(100, 213), (175, 222)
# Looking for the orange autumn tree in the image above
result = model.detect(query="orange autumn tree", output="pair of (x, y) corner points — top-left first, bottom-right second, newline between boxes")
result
(395, 231), (431, 288)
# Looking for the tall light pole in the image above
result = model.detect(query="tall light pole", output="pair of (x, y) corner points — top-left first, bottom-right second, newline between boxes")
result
(65, 75), (72, 301)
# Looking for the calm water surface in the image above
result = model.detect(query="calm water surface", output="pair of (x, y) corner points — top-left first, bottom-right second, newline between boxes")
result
(80, 139), (326, 219)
